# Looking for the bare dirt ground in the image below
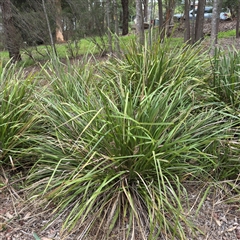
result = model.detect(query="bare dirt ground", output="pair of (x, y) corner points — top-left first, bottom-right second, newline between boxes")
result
(0, 20), (240, 240)
(176, 18), (240, 51)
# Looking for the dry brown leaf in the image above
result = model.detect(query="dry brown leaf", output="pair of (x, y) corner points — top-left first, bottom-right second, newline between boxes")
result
(236, 226), (240, 239)
(5, 212), (14, 219)
(226, 226), (237, 232)
(213, 214), (222, 227)
(219, 215), (227, 223)
(22, 212), (31, 220)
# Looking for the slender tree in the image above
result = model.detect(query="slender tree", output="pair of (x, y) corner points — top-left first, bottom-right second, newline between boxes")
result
(55, 0), (65, 43)
(164, 0), (175, 36)
(157, 0), (164, 36)
(191, 0), (196, 44)
(194, 0), (205, 42)
(42, 0), (57, 56)
(106, 0), (113, 53)
(143, 0), (148, 22)
(236, 0), (240, 38)
(211, 0), (222, 48)
(184, 0), (190, 43)
(0, 0), (21, 62)
(135, 0), (144, 45)
(113, 0), (120, 54)
(148, 0), (154, 46)
(121, 0), (129, 35)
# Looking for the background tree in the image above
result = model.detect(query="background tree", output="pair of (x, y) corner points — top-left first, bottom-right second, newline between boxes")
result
(135, 0), (144, 45)
(11, 0), (54, 46)
(121, 0), (129, 35)
(0, 0), (21, 62)
(113, 0), (120, 54)
(194, 0), (205, 42)
(106, 0), (113, 53)
(157, 0), (164, 36)
(55, 0), (65, 43)
(42, 0), (57, 56)
(236, 0), (240, 38)
(164, 0), (175, 36)
(211, 0), (222, 49)
(191, 0), (196, 44)
(222, 0), (238, 17)
(148, 0), (154, 46)
(143, 0), (148, 21)
(184, 0), (190, 42)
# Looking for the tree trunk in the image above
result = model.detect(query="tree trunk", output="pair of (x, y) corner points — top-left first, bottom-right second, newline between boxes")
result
(148, 0), (153, 46)
(143, 0), (148, 22)
(157, 0), (164, 36)
(236, 1), (240, 38)
(0, 0), (21, 63)
(184, 0), (190, 43)
(42, 0), (57, 57)
(164, 0), (175, 37)
(106, 0), (112, 53)
(55, 0), (65, 43)
(113, 0), (120, 54)
(211, 0), (222, 46)
(191, 0), (196, 44)
(135, 0), (144, 45)
(121, 0), (129, 35)
(195, 0), (205, 42)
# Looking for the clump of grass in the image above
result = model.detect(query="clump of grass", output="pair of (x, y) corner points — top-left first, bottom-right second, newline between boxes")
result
(0, 61), (39, 168)
(218, 29), (236, 39)
(26, 41), (238, 239)
(211, 47), (240, 109)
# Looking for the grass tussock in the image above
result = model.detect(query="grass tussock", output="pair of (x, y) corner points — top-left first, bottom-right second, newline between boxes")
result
(0, 61), (40, 168)
(1, 39), (240, 239)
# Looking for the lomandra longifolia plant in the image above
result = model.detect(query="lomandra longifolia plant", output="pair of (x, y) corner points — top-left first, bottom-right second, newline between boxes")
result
(0, 61), (38, 167)
(28, 42), (238, 239)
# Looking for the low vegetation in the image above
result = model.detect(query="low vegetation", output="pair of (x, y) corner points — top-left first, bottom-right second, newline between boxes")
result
(0, 35), (239, 239)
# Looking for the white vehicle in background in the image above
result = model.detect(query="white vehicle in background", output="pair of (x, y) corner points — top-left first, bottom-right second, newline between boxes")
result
(219, 8), (232, 20)
(174, 6), (231, 21)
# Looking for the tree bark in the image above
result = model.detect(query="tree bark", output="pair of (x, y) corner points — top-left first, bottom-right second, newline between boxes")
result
(0, 0), (21, 63)
(191, 0), (196, 44)
(143, 0), (148, 22)
(236, 1), (240, 38)
(135, 0), (144, 45)
(194, 0), (205, 42)
(55, 0), (65, 43)
(164, 0), (175, 37)
(184, 0), (190, 43)
(211, 0), (222, 46)
(157, 0), (164, 36)
(121, 0), (129, 35)
(42, 0), (57, 57)
(148, 0), (153, 46)
(113, 0), (120, 54)
(106, 0), (112, 53)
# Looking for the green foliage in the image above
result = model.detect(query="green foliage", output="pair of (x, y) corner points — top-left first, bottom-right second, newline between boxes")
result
(26, 41), (239, 238)
(211, 47), (240, 109)
(218, 30), (236, 39)
(209, 49), (240, 178)
(0, 39), (98, 65)
(0, 61), (39, 167)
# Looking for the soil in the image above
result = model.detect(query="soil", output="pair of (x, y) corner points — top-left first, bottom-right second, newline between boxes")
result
(174, 18), (240, 51)
(0, 175), (239, 240)
(0, 20), (240, 240)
